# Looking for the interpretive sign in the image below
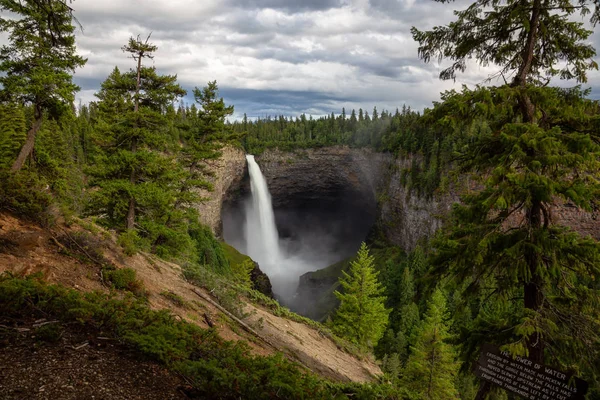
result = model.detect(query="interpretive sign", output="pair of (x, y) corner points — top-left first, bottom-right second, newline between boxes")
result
(474, 343), (588, 400)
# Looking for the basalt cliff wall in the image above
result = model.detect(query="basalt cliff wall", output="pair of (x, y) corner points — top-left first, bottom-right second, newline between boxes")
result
(200, 145), (599, 254)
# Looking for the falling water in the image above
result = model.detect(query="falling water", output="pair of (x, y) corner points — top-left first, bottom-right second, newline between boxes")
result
(237, 154), (354, 307)
(245, 155), (281, 277)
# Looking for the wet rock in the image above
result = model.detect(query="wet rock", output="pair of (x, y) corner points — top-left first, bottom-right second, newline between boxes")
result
(250, 261), (274, 298)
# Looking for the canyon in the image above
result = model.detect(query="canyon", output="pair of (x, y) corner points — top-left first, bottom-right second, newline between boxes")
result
(199, 145), (600, 319)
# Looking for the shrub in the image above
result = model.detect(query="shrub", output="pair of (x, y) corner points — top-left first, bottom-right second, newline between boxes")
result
(117, 230), (140, 256)
(103, 267), (146, 297)
(160, 291), (189, 309)
(35, 323), (63, 343)
(0, 171), (54, 225)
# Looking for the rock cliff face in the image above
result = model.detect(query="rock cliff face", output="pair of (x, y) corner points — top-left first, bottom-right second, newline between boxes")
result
(205, 145), (599, 254)
(377, 156), (456, 252)
(255, 147), (390, 256)
(193, 146), (246, 236)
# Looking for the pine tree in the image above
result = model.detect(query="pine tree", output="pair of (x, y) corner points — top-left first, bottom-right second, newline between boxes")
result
(0, 0), (86, 172)
(332, 243), (390, 348)
(402, 289), (459, 400)
(177, 81), (234, 204)
(87, 37), (186, 254)
(413, 0), (600, 394)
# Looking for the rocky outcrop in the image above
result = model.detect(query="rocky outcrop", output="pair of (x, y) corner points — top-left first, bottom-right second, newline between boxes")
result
(250, 261), (274, 298)
(194, 146), (246, 236)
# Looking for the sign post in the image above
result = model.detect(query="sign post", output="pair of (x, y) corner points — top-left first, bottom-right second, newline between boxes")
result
(473, 344), (588, 400)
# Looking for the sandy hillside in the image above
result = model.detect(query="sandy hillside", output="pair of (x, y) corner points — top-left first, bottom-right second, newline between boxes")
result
(0, 213), (381, 383)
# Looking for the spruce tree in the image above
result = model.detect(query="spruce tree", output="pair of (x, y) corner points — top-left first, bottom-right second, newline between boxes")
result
(402, 289), (460, 400)
(332, 243), (390, 349)
(0, 0), (86, 172)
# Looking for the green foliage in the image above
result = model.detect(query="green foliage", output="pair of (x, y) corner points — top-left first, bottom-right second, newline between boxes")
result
(411, 0), (599, 84)
(0, 103), (26, 167)
(35, 323), (63, 343)
(177, 81), (236, 201)
(117, 230), (141, 256)
(332, 243), (390, 349)
(401, 290), (459, 400)
(0, 0), (86, 171)
(103, 267), (146, 297)
(413, 0), (600, 392)
(429, 86), (600, 384)
(189, 224), (230, 274)
(0, 274), (403, 399)
(160, 291), (190, 309)
(233, 259), (255, 288)
(0, 170), (53, 224)
(86, 38), (186, 238)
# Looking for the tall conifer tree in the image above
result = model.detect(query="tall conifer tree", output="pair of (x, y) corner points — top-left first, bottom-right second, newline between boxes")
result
(0, 0), (86, 172)
(332, 243), (390, 349)
(88, 37), (186, 250)
(413, 0), (600, 395)
(402, 289), (459, 400)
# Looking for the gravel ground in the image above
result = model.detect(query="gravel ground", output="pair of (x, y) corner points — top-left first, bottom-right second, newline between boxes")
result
(0, 317), (188, 400)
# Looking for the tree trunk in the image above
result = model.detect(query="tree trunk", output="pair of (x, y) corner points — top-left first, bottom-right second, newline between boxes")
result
(126, 50), (143, 231)
(513, 0), (542, 123)
(514, 0), (542, 87)
(524, 200), (544, 364)
(10, 104), (43, 172)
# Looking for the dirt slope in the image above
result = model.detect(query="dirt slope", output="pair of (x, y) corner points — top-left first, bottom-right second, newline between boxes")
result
(0, 318), (187, 400)
(0, 213), (381, 383)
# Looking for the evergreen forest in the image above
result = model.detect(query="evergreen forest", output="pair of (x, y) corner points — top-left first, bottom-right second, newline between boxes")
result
(1, 0), (599, 399)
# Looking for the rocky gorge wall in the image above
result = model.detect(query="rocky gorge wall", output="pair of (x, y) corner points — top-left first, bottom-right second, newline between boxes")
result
(193, 146), (246, 236)
(198, 145), (599, 319)
(198, 145), (599, 256)
(196, 145), (458, 253)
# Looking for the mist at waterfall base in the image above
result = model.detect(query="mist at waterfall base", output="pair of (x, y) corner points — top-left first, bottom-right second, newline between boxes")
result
(224, 155), (357, 309)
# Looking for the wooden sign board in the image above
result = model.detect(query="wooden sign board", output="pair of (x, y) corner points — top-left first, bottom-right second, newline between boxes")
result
(474, 343), (588, 400)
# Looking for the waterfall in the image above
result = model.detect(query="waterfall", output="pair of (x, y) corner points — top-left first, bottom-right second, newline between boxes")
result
(245, 155), (281, 276)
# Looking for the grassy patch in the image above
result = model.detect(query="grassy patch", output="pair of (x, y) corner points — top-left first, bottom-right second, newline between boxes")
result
(220, 242), (251, 267)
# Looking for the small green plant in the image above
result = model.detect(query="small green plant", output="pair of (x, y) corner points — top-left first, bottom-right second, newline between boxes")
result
(0, 171), (54, 225)
(103, 267), (146, 297)
(117, 230), (140, 256)
(34, 323), (63, 343)
(256, 317), (264, 330)
(182, 263), (247, 318)
(232, 258), (254, 288)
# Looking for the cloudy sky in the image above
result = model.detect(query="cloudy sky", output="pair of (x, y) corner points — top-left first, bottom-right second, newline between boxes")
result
(20, 0), (600, 119)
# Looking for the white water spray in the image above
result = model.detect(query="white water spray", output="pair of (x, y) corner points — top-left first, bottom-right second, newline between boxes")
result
(245, 155), (282, 277)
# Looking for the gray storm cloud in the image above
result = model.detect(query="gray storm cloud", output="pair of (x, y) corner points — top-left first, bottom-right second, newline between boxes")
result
(6, 0), (597, 118)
